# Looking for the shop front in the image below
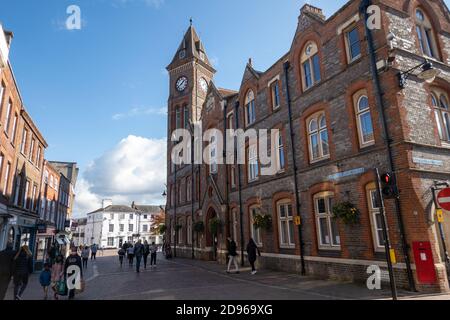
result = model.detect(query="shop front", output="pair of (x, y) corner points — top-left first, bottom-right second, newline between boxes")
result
(34, 223), (56, 270)
(0, 204), (13, 250)
(6, 210), (38, 263)
(55, 231), (71, 258)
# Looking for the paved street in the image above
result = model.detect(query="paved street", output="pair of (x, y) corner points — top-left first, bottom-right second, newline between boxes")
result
(4, 251), (450, 300)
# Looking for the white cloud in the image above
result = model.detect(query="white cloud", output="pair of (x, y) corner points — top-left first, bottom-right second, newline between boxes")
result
(72, 135), (167, 217)
(112, 107), (167, 120)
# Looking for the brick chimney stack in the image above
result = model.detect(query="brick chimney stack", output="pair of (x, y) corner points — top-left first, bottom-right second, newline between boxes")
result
(300, 4), (326, 21)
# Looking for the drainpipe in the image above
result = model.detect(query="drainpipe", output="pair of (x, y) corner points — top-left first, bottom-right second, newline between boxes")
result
(360, 0), (416, 291)
(234, 101), (246, 267)
(283, 61), (306, 275)
(224, 101), (230, 240)
(174, 162), (177, 258)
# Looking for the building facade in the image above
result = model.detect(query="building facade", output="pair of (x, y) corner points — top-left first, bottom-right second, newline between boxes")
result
(0, 25), (49, 258)
(166, 0), (450, 293)
(85, 201), (164, 248)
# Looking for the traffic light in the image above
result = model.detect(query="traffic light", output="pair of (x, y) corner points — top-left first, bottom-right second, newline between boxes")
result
(380, 173), (399, 199)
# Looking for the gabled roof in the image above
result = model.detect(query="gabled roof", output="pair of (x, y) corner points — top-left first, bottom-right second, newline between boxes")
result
(167, 24), (215, 73)
(88, 205), (136, 215)
(218, 88), (238, 99)
(132, 204), (163, 214)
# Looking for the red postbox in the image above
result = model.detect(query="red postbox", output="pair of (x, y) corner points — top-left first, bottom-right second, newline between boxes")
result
(412, 241), (437, 284)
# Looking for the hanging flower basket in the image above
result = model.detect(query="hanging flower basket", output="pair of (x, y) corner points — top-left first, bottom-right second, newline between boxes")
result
(253, 214), (272, 231)
(332, 201), (360, 225)
(209, 217), (222, 235)
(193, 221), (205, 234)
(158, 225), (167, 235)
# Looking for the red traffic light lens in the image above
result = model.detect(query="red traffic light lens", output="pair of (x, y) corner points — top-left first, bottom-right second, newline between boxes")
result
(382, 173), (391, 184)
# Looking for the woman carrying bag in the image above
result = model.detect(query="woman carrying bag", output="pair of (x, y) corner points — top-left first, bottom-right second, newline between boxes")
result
(51, 255), (66, 300)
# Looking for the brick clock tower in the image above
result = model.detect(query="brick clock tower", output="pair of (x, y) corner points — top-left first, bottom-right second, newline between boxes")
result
(166, 22), (216, 131)
(166, 22), (215, 245)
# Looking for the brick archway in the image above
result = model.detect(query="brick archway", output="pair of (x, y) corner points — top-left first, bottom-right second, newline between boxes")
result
(205, 207), (217, 248)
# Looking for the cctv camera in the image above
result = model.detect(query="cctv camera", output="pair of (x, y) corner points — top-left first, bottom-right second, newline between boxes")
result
(386, 32), (395, 41)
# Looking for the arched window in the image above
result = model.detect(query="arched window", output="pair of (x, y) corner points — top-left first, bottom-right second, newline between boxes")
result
(354, 91), (375, 147)
(301, 42), (321, 90)
(209, 135), (218, 174)
(307, 112), (330, 162)
(245, 90), (256, 126)
(186, 177), (192, 202)
(277, 199), (294, 248)
(432, 90), (450, 142)
(415, 8), (439, 59)
(249, 205), (262, 246)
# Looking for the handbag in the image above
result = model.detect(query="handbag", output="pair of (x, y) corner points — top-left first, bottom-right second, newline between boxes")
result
(56, 280), (68, 296)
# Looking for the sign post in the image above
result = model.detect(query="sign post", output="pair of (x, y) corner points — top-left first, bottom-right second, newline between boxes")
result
(437, 188), (450, 212)
(431, 184), (450, 279)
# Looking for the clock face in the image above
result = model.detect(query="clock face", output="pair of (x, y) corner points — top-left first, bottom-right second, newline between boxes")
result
(199, 78), (208, 93)
(176, 76), (188, 92)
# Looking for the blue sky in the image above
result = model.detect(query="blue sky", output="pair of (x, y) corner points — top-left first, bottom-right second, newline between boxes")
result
(1, 0), (448, 216)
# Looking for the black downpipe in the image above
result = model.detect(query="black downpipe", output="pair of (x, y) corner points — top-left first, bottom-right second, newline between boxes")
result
(360, 0), (416, 291)
(234, 101), (246, 267)
(283, 61), (306, 275)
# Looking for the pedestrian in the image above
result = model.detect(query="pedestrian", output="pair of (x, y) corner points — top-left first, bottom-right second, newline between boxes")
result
(127, 245), (135, 266)
(0, 243), (16, 300)
(64, 247), (83, 300)
(39, 263), (52, 300)
(12, 245), (33, 300)
(226, 237), (239, 274)
(51, 255), (65, 300)
(48, 244), (56, 266)
(91, 244), (98, 260)
(81, 246), (90, 269)
(134, 240), (144, 273)
(143, 241), (150, 269)
(150, 242), (158, 268)
(118, 247), (126, 267)
(165, 243), (172, 259)
(246, 238), (261, 275)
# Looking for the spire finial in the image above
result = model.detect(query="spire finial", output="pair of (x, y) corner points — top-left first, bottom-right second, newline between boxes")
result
(190, 18), (193, 26)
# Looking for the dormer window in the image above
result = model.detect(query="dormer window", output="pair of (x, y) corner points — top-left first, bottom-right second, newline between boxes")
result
(301, 42), (321, 91)
(415, 8), (439, 59)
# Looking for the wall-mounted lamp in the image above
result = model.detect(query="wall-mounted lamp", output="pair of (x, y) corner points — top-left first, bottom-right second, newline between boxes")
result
(398, 60), (441, 89)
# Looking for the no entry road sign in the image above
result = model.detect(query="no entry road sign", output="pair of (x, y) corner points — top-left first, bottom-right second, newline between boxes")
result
(437, 188), (450, 212)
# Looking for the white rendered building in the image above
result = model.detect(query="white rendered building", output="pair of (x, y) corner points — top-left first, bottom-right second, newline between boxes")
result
(85, 200), (164, 249)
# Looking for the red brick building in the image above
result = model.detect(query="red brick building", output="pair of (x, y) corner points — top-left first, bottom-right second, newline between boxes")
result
(166, 0), (450, 293)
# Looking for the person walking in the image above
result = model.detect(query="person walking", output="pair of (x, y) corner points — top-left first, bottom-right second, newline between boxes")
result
(65, 247), (83, 300)
(12, 245), (33, 300)
(127, 245), (135, 267)
(47, 244), (56, 266)
(51, 255), (65, 300)
(118, 247), (126, 267)
(226, 237), (239, 274)
(246, 238), (261, 275)
(134, 240), (144, 273)
(91, 244), (98, 260)
(81, 246), (90, 269)
(143, 241), (150, 269)
(150, 242), (158, 268)
(39, 263), (52, 300)
(0, 243), (16, 300)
